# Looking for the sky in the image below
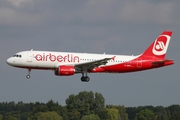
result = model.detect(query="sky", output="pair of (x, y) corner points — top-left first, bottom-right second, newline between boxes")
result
(0, 0), (180, 107)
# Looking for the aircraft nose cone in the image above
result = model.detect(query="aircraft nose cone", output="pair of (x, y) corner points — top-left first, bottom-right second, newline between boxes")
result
(6, 58), (11, 65)
(6, 58), (14, 66)
(6, 58), (10, 64)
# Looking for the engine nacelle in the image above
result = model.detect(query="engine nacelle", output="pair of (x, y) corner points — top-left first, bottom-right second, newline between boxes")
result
(55, 66), (75, 76)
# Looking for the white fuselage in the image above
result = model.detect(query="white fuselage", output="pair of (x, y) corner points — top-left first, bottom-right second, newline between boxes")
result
(7, 50), (138, 69)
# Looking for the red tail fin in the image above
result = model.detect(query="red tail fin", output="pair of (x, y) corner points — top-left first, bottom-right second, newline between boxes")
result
(141, 31), (172, 59)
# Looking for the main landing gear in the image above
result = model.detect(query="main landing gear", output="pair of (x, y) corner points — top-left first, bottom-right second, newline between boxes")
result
(26, 69), (31, 79)
(81, 71), (90, 82)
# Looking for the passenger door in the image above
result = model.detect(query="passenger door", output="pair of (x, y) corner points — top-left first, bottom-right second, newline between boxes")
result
(27, 53), (33, 62)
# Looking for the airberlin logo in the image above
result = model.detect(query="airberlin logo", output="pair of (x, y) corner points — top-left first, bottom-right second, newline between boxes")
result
(34, 53), (80, 62)
(155, 41), (165, 51)
(152, 35), (170, 56)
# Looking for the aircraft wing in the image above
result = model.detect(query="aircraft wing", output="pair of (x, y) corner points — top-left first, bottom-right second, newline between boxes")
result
(75, 57), (114, 71)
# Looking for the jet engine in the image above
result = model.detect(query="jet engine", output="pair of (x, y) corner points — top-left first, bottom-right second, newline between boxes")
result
(54, 66), (75, 76)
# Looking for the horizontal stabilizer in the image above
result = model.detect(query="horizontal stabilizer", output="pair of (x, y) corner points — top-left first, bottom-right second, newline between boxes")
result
(152, 59), (174, 66)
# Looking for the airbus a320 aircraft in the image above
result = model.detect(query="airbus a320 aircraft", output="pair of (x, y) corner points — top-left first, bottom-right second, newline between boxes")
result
(7, 31), (174, 82)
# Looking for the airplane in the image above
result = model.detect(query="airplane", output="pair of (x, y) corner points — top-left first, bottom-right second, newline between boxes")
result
(6, 31), (174, 82)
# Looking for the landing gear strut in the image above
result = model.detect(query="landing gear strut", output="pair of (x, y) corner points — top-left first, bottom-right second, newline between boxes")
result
(81, 71), (90, 82)
(26, 69), (31, 79)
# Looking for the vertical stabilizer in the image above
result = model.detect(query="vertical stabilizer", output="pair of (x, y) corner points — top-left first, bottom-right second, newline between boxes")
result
(141, 31), (172, 59)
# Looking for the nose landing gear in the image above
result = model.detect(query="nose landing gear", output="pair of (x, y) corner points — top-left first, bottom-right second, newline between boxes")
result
(26, 69), (31, 79)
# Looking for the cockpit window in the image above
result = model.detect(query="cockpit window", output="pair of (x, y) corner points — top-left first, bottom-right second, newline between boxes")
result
(13, 54), (22, 58)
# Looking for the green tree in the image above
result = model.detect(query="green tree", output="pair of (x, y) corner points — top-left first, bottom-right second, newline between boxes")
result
(170, 111), (180, 120)
(81, 114), (100, 120)
(154, 106), (169, 120)
(46, 100), (68, 120)
(67, 110), (81, 120)
(98, 108), (108, 120)
(107, 105), (129, 120)
(28, 111), (63, 120)
(98, 108), (119, 120)
(76, 91), (91, 116)
(66, 91), (105, 119)
(4, 111), (21, 120)
(167, 105), (180, 119)
(32, 104), (48, 114)
(21, 112), (31, 120)
(126, 107), (140, 120)
(0, 114), (3, 120)
(167, 105), (180, 113)
(107, 108), (119, 120)
(134, 109), (157, 120)
(57, 106), (68, 120)
(4, 116), (18, 120)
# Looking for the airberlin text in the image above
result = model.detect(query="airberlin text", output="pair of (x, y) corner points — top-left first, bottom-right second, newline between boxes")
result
(35, 53), (79, 63)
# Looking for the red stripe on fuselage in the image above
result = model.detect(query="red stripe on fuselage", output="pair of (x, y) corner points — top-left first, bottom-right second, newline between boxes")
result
(12, 58), (174, 73)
